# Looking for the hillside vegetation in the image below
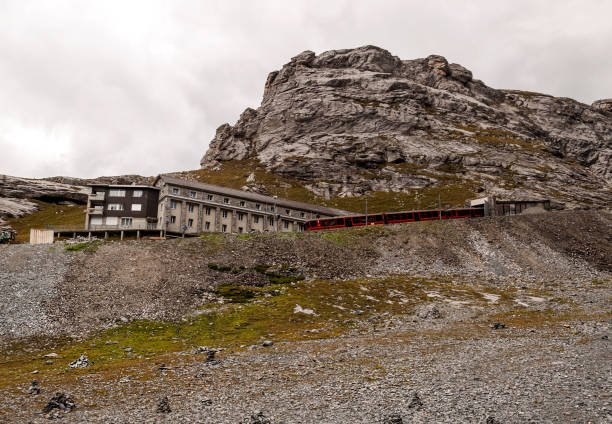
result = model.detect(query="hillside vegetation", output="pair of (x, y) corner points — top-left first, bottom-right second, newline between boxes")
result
(6, 200), (86, 242)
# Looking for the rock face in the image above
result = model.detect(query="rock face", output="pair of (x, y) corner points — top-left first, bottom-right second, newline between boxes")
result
(0, 175), (89, 204)
(0, 175), (89, 227)
(201, 46), (611, 208)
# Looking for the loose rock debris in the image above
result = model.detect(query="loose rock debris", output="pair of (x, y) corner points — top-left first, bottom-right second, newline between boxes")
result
(42, 392), (75, 418)
(490, 322), (507, 330)
(383, 413), (403, 423)
(156, 396), (171, 413)
(408, 392), (423, 410)
(245, 411), (272, 424)
(68, 354), (91, 368)
(27, 380), (40, 395)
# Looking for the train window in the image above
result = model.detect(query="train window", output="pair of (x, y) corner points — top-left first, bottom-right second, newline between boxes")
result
(407, 213), (413, 219)
(400, 213), (407, 220)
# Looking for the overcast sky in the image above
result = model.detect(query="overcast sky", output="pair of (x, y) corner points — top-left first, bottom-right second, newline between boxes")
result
(1, 0), (610, 179)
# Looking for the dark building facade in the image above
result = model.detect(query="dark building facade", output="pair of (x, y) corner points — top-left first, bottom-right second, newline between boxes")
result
(85, 184), (160, 230)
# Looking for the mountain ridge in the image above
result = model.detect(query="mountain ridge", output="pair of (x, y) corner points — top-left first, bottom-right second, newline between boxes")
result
(200, 45), (611, 210)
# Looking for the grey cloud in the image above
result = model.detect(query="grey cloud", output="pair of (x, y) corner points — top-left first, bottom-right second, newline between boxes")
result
(0, 0), (610, 178)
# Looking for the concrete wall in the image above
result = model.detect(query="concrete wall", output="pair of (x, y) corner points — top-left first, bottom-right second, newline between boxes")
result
(30, 229), (54, 245)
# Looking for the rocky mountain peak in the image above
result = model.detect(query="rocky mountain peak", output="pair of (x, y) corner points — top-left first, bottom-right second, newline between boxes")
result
(201, 45), (611, 209)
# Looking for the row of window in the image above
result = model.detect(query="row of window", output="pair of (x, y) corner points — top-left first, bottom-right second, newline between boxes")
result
(89, 217), (134, 226)
(168, 188), (307, 217)
(168, 216), (292, 231)
(108, 190), (143, 198)
(107, 203), (142, 211)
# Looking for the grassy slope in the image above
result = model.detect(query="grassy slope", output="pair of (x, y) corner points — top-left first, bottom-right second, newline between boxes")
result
(6, 200), (86, 242)
(1, 272), (594, 390)
(174, 159), (477, 214)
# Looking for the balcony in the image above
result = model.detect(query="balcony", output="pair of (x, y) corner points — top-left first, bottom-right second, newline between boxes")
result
(87, 207), (103, 215)
(89, 192), (105, 201)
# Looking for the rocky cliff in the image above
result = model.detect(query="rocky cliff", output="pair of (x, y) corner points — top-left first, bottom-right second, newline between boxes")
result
(201, 46), (611, 210)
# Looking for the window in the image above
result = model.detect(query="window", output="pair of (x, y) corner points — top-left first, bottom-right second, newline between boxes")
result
(205, 222), (210, 230)
(188, 203), (195, 212)
(133, 190), (143, 197)
(221, 224), (227, 233)
(121, 218), (132, 227)
(207, 194), (213, 201)
(131, 204), (142, 211)
(285, 209), (290, 215)
(255, 204), (261, 210)
(108, 203), (124, 211)
(170, 200), (177, 209)
(254, 216), (259, 224)
(170, 216), (176, 224)
(188, 218), (194, 227)
(223, 198), (229, 204)
(270, 206), (275, 212)
(106, 217), (118, 225)
(269, 217), (274, 226)
(301, 212), (305, 218)
(90, 217), (102, 226)
(109, 190), (126, 197)
(222, 210), (228, 218)
(93, 205), (103, 210)
(238, 227), (243, 233)
(172, 188), (179, 195)
(189, 191), (196, 198)
(238, 213), (243, 221)
(205, 207), (211, 215)
(239, 201), (245, 207)
(284, 221), (289, 229)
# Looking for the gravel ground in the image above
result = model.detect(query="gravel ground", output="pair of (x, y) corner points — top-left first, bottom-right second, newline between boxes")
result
(0, 244), (72, 339)
(4, 309), (610, 423)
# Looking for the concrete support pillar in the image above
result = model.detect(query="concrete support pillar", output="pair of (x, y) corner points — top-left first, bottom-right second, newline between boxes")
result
(104, 231), (108, 239)
(73, 232), (76, 238)
(137, 230), (140, 240)
(263, 214), (268, 231)
(293, 220), (298, 232)
(197, 204), (203, 233)
(215, 207), (221, 232)
(180, 201), (187, 231)
(120, 230), (124, 240)
(231, 210), (237, 233)
(160, 230), (163, 237)
(246, 212), (252, 232)
(88, 232), (91, 238)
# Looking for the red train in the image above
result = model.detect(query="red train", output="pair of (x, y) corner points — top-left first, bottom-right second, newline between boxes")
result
(304, 207), (485, 231)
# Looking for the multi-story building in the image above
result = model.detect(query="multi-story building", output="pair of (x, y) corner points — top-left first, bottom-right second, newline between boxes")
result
(85, 184), (160, 230)
(152, 175), (349, 234)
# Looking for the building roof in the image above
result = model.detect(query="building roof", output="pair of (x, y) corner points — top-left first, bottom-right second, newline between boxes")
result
(88, 184), (160, 190)
(154, 175), (352, 216)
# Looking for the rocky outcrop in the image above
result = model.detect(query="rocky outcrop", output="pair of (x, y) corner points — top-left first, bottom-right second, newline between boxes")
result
(0, 175), (88, 204)
(0, 175), (89, 226)
(45, 175), (152, 186)
(201, 45), (611, 208)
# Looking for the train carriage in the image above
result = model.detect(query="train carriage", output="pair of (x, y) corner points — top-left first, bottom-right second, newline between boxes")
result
(304, 207), (485, 231)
